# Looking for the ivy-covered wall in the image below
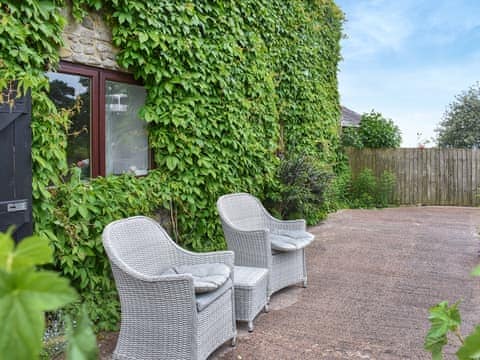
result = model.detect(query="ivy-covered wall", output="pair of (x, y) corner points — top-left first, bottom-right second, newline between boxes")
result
(0, 0), (343, 330)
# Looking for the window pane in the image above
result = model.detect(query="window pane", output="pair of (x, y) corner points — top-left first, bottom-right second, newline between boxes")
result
(46, 72), (91, 179)
(105, 81), (148, 176)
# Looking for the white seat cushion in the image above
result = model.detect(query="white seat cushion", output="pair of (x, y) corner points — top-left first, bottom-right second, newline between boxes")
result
(195, 279), (233, 312)
(163, 263), (231, 293)
(269, 230), (314, 252)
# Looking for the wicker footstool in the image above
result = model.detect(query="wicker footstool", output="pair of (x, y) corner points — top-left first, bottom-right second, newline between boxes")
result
(233, 266), (269, 332)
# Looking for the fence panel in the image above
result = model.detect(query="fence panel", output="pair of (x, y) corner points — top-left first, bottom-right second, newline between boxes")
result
(346, 148), (480, 206)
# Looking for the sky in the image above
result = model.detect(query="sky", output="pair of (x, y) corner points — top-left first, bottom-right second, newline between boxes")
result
(336, 0), (480, 147)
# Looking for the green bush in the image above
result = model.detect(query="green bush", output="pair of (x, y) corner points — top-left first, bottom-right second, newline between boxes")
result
(275, 154), (333, 224)
(358, 111), (402, 148)
(340, 127), (363, 149)
(348, 168), (396, 208)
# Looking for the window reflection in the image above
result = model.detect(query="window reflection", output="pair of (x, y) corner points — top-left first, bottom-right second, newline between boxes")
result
(46, 72), (91, 179)
(105, 81), (148, 176)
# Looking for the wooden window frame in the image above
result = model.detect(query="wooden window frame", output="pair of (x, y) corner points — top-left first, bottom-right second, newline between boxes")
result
(57, 61), (146, 177)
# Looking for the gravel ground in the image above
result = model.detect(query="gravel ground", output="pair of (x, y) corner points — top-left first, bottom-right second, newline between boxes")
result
(212, 207), (480, 360)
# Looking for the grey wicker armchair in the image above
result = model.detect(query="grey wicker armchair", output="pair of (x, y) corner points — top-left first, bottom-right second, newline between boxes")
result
(102, 216), (236, 360)
(217, 193), (314, 298)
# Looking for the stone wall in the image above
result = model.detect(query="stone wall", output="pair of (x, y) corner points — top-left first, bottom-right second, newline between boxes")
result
(60, 8), (121, 71)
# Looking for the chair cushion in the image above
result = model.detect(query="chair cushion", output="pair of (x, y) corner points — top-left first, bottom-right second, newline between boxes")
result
(195, 279), (232, 312)
(163, 263), (231, 294)
(269, 230), (314, 252)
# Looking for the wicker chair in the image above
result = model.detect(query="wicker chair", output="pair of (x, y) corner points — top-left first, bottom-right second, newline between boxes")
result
(217, 193), (314, 298)
(102, 216), (236, 360)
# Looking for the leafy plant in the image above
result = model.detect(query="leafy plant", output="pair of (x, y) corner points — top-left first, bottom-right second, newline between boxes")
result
(358, 111), (402, 149)
(275, 154), (333, 224)
(436, 83), (480, 148)
(348, 168), (396, 208)
(425, 266), (480, 359)
(341, 126), (363, 149)
(0, 230), (97, 359)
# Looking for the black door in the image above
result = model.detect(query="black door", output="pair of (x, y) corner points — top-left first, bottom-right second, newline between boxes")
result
(0, 91), (33, 241)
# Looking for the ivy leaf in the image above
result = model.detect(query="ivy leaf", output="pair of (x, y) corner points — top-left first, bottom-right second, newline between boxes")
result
(10, 235), (53, 271)
(0, 281), (44, 360)
(457, 326), (480, 360)
(424, 301), (462, 359)
(17, 270), (78, 311)
(166, 156), (179, 170)
(0, 235), (52, 272)
(0, 269), (77, 359)
(66, 306), (98, 360)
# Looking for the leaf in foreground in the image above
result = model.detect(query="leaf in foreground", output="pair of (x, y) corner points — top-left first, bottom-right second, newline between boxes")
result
(425, 301), (462, 359)
(0, 270), (77, 359)
(457, 326), (480, 360)
(66, 306), (98, 360)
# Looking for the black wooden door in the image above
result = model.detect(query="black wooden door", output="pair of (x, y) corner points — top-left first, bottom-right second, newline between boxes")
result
(0, 92), (33, 241)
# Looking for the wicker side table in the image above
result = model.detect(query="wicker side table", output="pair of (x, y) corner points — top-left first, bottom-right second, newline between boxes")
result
(233, 266), (269, 332)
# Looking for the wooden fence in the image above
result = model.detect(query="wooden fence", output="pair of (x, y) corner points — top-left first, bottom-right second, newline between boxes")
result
(346, 148), (480, 206)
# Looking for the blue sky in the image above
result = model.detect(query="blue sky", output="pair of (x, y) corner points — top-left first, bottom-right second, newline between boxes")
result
(336, 0), (480, 147)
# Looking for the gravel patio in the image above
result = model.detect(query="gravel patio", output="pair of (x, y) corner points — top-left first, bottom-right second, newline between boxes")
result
(212, 207), (480, 359)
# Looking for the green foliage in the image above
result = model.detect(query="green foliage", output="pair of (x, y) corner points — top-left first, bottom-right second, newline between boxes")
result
(3, 0), (343, 329)
(425, 301), (462, 360)
(323, 167), (352, 211)
(436, 83), (480, 148)
(376, 170), (396, 207)
(348, 168), (396, 208)
(457, 326), (480, 360)
(425, 267), (480, 359)
(358, 111), (402, 148)
(0, 1), (65, 100)
(65, 306), (98, 360)
(340, 126), (363, 149)
(275, 154), (333, 224)
(0, 231), (96, 359)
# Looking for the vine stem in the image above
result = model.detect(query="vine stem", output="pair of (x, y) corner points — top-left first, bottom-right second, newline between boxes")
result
(454, 328), (465, 345)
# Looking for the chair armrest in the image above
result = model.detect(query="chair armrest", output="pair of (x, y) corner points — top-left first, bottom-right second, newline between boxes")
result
(176, 248), (235, 269)
(266, 215), (306, 232)
(220, 220), (272, 269)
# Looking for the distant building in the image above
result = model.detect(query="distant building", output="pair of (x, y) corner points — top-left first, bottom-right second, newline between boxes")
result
(341, 106), (361, 128)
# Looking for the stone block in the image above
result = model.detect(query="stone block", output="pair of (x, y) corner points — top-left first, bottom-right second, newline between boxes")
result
(59, 47), (73, 59)
(83, 46), (95, 55)
(82, 16), (95, 30)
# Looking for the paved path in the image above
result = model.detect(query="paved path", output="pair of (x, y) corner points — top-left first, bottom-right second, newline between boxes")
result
(214, 207), (480, 359)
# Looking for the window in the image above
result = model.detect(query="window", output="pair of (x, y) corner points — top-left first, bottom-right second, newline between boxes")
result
(46, 62), (148, 179)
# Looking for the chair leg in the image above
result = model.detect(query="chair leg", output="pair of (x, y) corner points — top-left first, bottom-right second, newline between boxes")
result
(303, 277), (308, 288)
(231, 336), (237, 347)
(264, 303), (269, 313)
(248, 321), (254, 332)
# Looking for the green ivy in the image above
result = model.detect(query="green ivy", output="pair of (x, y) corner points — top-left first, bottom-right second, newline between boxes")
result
(2, 0), (343, 330)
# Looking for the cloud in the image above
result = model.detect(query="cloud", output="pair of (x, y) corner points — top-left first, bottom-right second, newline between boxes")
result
(340, 1), (415, 59)
(337, 0), (480, 147)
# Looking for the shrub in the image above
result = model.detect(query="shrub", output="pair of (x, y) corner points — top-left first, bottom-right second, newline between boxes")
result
(340, 126), (363, 149)
(358, 111), (402, 148)
(323, 167), (352, 211)
(348, 168), (396, 208)
(275, 154), (333, 224)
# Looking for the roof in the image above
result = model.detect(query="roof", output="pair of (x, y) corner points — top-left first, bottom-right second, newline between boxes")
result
(341, 106), (361, 127)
